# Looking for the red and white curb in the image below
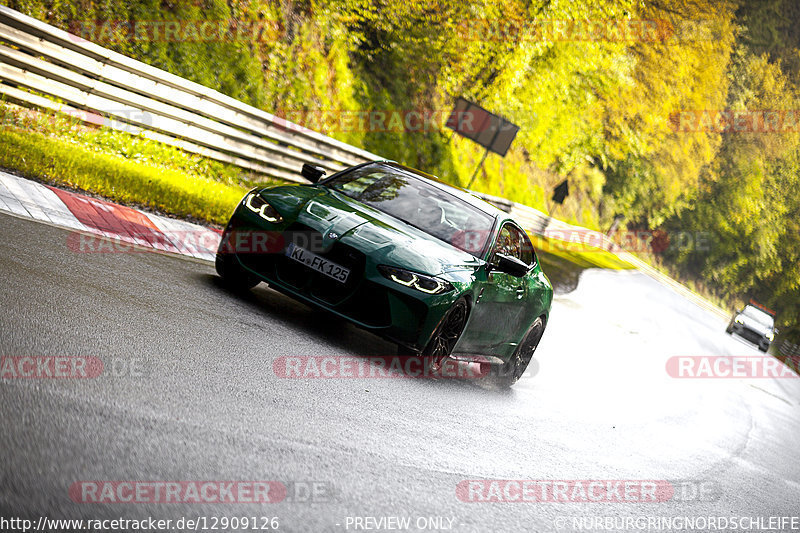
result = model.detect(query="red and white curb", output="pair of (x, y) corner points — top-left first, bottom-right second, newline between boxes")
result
(0, 170), (221, 261)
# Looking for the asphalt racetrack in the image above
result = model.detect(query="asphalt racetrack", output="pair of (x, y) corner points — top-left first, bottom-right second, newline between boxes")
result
(1, 211), (799, 532)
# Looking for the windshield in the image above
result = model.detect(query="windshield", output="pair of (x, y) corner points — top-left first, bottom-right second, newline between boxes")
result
(324, 165), (495, 256)
(742, 306), (774, 327)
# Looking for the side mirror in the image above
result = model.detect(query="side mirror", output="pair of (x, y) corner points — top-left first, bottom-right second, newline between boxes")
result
(301, 163), (326, 183)
(492, 253), (531, 278)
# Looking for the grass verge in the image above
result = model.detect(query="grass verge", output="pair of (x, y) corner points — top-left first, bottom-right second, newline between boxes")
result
(530, 234), (636, 270)
(0, 127), (249, 226)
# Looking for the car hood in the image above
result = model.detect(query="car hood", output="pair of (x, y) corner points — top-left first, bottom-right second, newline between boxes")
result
(261, 186), (484, 276)
(737, 314), (771, 335)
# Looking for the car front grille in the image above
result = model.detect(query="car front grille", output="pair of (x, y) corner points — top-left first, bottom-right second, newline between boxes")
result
(275, 224), (366, 305)
(740, 328), (764, 343)
(238, 223), (391, 328)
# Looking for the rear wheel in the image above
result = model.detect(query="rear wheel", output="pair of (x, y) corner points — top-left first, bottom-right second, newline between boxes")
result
(421, 298), (469, 373)
(215, 252), (260, 290)
(494, 317), (545, 388)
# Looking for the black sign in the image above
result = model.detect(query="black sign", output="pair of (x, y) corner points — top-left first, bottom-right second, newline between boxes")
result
(552, 180), (569, 204)
(445, 97), (520, 156)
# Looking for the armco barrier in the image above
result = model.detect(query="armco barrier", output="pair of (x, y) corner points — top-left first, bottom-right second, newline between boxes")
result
(0, 5), (377, 183)
(0, 6), (730, 320)
(779, 340), (800, 357)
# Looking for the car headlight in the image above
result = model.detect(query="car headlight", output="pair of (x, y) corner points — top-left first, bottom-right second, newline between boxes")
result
(735, 317), (743, 324)
(244, 193), (283, 223)
(766, 331), (774, 341)
(378, 265), (454, 295)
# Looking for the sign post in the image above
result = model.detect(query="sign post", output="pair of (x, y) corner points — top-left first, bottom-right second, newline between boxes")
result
(445, 98), (519, 189)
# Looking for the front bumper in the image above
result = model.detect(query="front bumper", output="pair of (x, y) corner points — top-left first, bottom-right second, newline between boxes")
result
(218, 210), (461, 351)
(730, 323), (770, 347)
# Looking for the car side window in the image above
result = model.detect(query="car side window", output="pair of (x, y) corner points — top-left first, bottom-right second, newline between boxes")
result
(518, 228), (535, 267)
(492, 223), (534, 266)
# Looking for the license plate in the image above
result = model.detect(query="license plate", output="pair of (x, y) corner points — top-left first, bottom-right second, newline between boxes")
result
(285, 243), (350, 283)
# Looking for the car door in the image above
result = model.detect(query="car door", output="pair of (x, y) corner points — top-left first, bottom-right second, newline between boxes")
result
(458, 222), (535, 356)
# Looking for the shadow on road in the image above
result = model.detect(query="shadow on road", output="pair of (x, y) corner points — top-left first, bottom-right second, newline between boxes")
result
(203, 273), (396, 355)
(204, 273), (526, 394)
(201, 250), (585, 395)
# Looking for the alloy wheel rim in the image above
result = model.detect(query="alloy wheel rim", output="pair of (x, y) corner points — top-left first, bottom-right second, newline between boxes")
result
(513, 321), (543, 379)
(430, 301), (468, 360)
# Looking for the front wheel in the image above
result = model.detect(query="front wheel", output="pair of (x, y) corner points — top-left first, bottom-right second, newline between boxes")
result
(494, 317), (545, 388)
(215, 252), (260, 290)
(421, 298), (469, 372)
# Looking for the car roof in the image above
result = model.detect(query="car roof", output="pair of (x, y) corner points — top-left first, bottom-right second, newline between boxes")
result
(744, 305), (773, 318)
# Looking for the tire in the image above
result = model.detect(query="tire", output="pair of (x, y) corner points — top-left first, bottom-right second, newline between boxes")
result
(421, 298), (469, 373)
(493, 316), (545, 388)
(215, 251), (260, 290)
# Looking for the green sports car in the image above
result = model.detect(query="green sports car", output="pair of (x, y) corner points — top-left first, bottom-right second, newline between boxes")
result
(216, 161), (552, 386)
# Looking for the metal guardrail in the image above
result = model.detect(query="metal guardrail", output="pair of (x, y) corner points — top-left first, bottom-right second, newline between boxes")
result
(0, 5), (378, 184)
(779, 340), (800, 357)
(0, 6), (732, 321)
